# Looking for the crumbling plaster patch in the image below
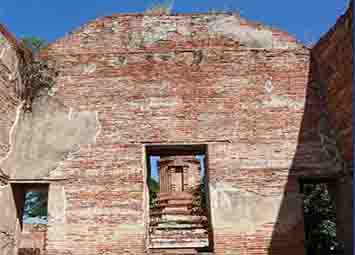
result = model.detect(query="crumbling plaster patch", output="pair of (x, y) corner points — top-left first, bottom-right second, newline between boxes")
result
(0, 185), (17, 233)
(0, 185), (17, 255)
(207, 15), (303, 49)
(0, 95), (99, 179)
(208, 16), (273, 49)
(121, 14), (300, 49)
(0, 33), (18, 74)
(209, 182), (303, 235)
(0, 33), (21, 161)
(142, 17), (178, 45)
(48, 184), (66, 224)
(257, 95), (305, 110)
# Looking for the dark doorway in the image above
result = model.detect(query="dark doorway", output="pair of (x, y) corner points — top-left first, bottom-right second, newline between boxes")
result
(300, 180), (343, 255)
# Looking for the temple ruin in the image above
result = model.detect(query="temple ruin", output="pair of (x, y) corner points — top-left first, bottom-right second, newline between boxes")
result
(0, 2), (353, 255)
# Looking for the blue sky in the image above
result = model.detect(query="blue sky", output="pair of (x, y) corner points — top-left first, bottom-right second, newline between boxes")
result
(0, 0), (349, 45)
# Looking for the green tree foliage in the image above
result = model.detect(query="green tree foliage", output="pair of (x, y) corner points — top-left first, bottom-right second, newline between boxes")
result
(303, 183), (343, 255)
(148, 177), (159, 208)
(20, 37), (47, 53)
(24, 191), (48, 222)
(198, 176), (207, 210)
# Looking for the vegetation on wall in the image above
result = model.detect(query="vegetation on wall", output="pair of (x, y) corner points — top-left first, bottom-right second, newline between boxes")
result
(19, 59), (58, 111)
(17, 37), (52, 223)
(145, 0), (173, 15)
(23, 191), (48, 223)
(148, 177), (159, 208)
(17, 37), (58, 111)
(20, 37), (47, 53)
(303, 183), (343, 255)
(191, 178), (207, 216)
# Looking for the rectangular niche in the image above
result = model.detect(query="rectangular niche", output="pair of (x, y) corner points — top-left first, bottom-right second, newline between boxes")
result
(145, 144), (213, 253)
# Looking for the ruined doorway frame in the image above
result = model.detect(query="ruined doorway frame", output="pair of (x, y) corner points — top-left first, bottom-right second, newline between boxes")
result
(10, 182), (50, 230)
(143, 143), (214, 252)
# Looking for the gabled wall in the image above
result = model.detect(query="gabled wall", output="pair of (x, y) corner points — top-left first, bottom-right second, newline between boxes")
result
(38, 13), (314, 255)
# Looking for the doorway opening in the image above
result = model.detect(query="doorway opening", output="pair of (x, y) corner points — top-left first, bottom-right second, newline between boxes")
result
(300, 179), (342, 255)
(145, 144), (213, 253)
(11, 183), (49, 254)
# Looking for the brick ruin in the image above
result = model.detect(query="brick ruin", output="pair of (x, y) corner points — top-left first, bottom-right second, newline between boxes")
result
(0, 2), (353, 255)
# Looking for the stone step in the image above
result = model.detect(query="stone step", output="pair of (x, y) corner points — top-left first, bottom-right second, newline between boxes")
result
(149, 238), (209, 249)
(155, 200), (194, 207)
(148, 249), (214, 255)
(150, 228), (207, 236)
(158, 193), (193, 201)
(150, 220), (208, 229)
(149, 248), (198, 255)
(150, 208), (193, 216)
(150, 235), (208, 241)
(150, 235), (208, 242)
(151, 223), (206, 230)
(151, 215), (207, 223)
(150, 239), (209, 247)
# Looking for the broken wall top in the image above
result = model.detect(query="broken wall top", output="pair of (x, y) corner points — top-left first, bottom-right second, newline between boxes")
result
(40, 12), (306, 58)
(0, 24), (32, 62)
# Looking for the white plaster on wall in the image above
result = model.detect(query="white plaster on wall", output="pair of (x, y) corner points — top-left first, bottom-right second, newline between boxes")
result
(209, 182), (303, 235)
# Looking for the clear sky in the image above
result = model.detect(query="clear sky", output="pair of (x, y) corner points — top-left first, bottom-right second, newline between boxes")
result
(0, 0), (349, 45)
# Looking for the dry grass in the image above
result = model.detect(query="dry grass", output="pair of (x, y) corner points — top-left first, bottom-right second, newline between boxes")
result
(145, 1), (174, 15)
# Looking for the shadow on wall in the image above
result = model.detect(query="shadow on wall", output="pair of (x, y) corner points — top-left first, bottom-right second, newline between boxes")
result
(267, 51), (353, 254)
(266, 55), (319, 255)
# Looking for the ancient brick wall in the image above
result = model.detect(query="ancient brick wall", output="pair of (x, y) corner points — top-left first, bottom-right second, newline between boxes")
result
(311, 3), (353, 254)
(312, 3), (353, 164)
(0, 25), (30, 255)
(0, 25), (25, 160)
(37, 13), (318, 255)
(17, 224), (47, 255)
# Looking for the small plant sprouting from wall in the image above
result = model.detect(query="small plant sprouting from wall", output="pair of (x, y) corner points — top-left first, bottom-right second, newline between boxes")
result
(207, 5), (241, 16)
(191, 178), (208, 219)
(18, 59), (58, 112)
(148, 177), (159, 209)
(15, 36), (58, 112)
(20, 37), (47, 53)
(144, 0), (174, 15)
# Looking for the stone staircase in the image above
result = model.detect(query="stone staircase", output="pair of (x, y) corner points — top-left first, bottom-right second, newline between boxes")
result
(149, 193), (209, 251)
(148, 157), (211, 255)
(149, 218), (209, 249)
